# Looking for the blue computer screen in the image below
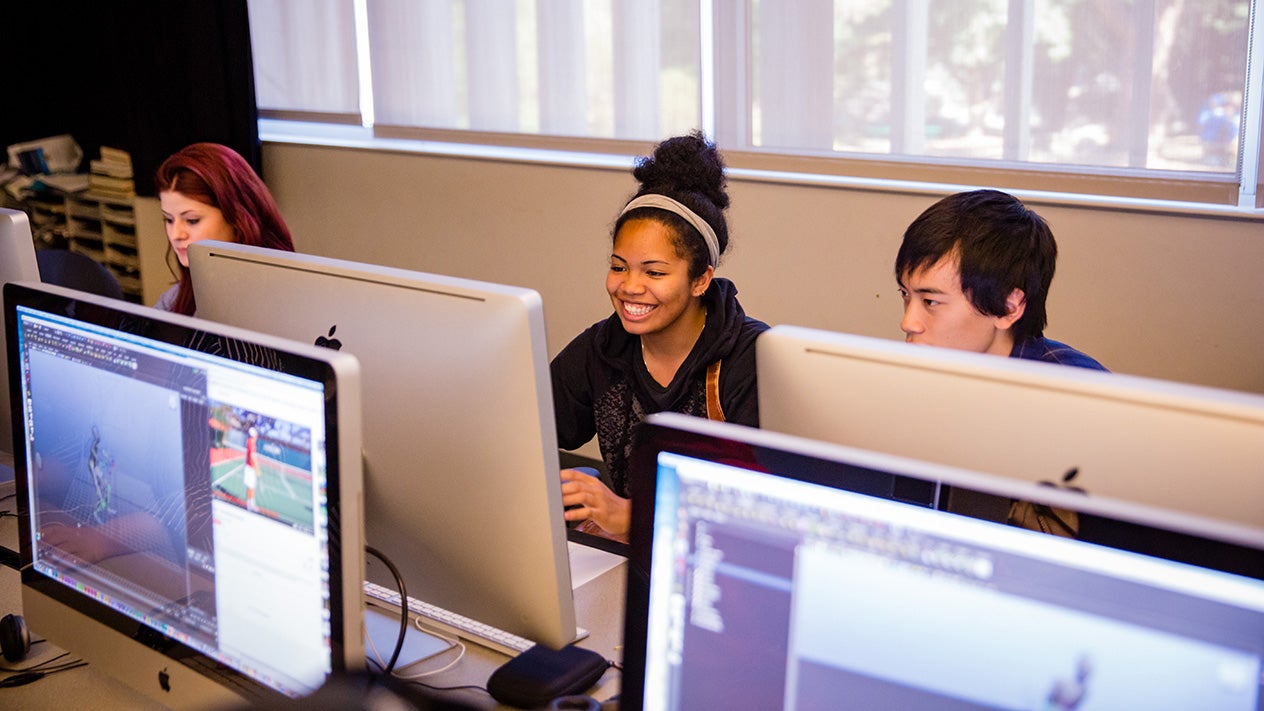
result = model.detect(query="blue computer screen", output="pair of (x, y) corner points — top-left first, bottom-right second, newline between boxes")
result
(624, 415), (1264, 711)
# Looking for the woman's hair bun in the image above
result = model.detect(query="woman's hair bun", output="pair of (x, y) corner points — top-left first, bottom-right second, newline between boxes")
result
(632, 130), (729, 210)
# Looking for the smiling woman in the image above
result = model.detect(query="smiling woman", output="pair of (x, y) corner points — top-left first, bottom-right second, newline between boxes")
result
(550, 131), (770, 539)
(153, 143), (294, 316)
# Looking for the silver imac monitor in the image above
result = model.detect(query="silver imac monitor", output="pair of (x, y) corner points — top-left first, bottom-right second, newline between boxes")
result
(0, 207), (40, 462)
(5, 280), (365, 708)
(756, 324), (1264, 529)
(188, 241), (578, 650)
(621, 412), (1264, 710)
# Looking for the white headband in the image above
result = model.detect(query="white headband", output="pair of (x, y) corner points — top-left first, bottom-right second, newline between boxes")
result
(619, 194), (720, 267)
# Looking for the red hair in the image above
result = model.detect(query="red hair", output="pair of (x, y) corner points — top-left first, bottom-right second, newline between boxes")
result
(155, 143), (294, 315)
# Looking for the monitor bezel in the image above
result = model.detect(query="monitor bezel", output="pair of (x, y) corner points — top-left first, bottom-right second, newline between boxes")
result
(5, 280), (366, 707)
(0, 207), (40, 461)
(756, 324), (1264, 530)
(187, 239), (579, 650)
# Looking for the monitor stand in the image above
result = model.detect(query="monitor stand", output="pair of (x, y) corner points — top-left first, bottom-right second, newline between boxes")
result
(364, 605), (455, 672)
(567, 540), (624, 590)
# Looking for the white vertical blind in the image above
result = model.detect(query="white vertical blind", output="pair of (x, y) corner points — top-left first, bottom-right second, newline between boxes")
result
(248, 0), (361, 123)
(1129, 0), (1157, 168)
(536, 0), (589, 135)
(368, 0), (459, 129)
(711, 1), (749, 148)
(1002, 0), (1034, 161)
(466, 0), (521, 132)
(753, 0), (834, 150)
(613, 1), (663, 140)
(1242, 0), (1264, 207)
(891, 0), (929, 156)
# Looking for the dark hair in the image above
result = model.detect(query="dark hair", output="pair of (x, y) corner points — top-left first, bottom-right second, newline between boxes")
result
(614, 131), (730, 280)
(895, 189), (1057, 341)
(155, 143), (294, 315)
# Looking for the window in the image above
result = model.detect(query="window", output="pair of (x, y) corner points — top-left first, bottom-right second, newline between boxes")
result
(248, 0), (1263, 208)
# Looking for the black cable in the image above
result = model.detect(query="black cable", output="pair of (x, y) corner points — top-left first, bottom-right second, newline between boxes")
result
(364, 545), (408, 676)
(398, 677), (492, 696)
(0, 661), (88, 688)
(0, 652), (88, 688)
(0, 672), (46, 688)
(1, 648), (64, 673)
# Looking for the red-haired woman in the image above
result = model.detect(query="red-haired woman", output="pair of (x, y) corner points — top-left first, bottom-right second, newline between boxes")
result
(153, 143), (293, 315)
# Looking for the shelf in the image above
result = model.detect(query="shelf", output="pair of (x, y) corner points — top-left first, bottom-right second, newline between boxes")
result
(83, 190), (134, 206)
(14, 172), (156, 302)
(114, 272), (143, 296)
(105, 242), (139, 270)
(65, 197), (100, 219)
(103, 221), (136, 248)
(101, 202), (135, 225)
(70, 241), (107, 263)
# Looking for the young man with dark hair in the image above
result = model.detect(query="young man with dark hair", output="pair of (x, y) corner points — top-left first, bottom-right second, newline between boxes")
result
(895, 189), (1107, 370)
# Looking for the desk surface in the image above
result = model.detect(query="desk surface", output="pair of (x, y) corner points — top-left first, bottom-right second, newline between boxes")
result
(0, 541), (626, 710)
(1, 460), (16, 569)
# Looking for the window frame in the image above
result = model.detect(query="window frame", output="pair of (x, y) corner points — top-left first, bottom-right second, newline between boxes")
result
(251, 0), (1264, 213)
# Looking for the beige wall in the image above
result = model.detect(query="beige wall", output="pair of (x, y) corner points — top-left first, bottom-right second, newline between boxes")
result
(259, 141), (1264, 396)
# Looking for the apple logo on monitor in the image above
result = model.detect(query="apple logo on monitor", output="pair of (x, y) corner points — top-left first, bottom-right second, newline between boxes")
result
(315, 325), (342, 351)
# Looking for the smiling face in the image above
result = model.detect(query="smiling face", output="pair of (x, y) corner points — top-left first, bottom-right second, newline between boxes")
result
(160, 190), (236, 267)
(607, 218), (711, 342)
(898, 255), (1025, 357)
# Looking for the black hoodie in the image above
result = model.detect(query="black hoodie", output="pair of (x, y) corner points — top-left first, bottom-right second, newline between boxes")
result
(551, 278), (769, 495)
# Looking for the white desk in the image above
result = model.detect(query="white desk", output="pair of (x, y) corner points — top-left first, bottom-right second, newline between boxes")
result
(1, 459), (16, 568)
(382, 541), (626, 710)
(0, 540), (627, 710)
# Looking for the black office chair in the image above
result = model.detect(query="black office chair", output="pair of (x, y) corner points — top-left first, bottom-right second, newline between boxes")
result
(35, 249), (126, 301)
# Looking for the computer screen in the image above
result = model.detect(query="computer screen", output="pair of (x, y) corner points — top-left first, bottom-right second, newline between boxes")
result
(0, 207), (40, 461)
(5, 280), (365, 708)
(188, 241), (578, 650)
(621, 412), (1264, 711)
(757, 324), (1264, 529)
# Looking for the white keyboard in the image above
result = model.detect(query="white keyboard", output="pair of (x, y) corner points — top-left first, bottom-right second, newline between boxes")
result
(363, 580), (537, 656)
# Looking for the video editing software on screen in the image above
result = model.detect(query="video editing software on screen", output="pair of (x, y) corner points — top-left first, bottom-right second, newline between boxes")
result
(17, 308), (336, 696)
(642, 451), (1264, 710)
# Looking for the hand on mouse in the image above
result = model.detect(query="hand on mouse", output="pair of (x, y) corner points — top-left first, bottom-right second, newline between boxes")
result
(559, 468), (630, 538)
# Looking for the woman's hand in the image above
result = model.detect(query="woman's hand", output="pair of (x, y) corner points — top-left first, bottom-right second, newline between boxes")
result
(560, 468), (630, 537)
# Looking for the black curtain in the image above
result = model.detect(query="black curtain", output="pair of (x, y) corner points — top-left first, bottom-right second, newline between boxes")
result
(2, 1), (260, 197)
